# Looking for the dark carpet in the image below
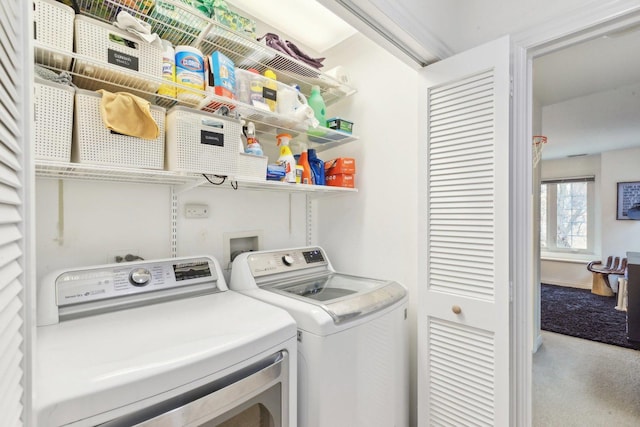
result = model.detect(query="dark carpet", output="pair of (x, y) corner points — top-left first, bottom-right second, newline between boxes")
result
(540, 283), (640, 350)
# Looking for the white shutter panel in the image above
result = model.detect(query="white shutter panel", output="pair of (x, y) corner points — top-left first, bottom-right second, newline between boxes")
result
(0, 0), (30, 426)
(428, 70), (496, 300)
(418, 37), (511, 426)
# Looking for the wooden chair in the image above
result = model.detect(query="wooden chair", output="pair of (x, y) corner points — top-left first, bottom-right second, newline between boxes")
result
(587, 256), (627, 296)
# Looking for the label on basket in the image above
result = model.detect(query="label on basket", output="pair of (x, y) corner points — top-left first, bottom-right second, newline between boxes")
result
(108, 49), (139, 71)
(263, 87), (277, 101)
(201, 130), (224, 147)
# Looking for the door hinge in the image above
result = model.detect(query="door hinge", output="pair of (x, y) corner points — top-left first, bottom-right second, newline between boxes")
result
(510, 76), (514, 98)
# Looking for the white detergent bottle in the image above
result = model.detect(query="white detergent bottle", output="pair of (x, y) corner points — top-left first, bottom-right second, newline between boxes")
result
(276, 133), (297, 183)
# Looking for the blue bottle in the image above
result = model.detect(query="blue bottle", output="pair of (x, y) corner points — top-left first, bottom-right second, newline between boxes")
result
(308, 149), (325, 185)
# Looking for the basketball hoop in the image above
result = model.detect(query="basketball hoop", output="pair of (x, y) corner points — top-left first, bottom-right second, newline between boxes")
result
(533, 135), (547, 167)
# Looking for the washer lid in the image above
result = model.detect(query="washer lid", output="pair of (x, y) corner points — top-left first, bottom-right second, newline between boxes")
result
(266, 273), (407, 324)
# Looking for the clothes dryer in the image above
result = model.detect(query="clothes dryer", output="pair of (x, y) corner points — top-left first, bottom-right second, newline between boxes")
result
(230, 247), (409, 427)
(35, 256), (297, 426)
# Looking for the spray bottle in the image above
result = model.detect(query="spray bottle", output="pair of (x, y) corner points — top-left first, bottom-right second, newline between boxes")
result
(244, 121), (263, 156)
(277, 133), (297, 183)
(297, 144), (313, 185)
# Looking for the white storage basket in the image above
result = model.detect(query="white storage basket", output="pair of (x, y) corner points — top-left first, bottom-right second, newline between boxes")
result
(166, 106), (241, 176)
(72, 89), (165, 169)
(34, 78), (75, 161)
(33, 0), (75, 70)
(73, 15), (162, 93)
(236, 153), (267, 181)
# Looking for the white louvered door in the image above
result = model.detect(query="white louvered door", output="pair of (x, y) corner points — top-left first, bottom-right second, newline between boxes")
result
(0, 0), (32, 426)
(417, 37), (511, 426)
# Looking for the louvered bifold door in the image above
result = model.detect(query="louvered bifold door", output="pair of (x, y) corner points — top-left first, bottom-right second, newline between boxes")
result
(0, 0), (30, 426)
(418, 37), (511, 427)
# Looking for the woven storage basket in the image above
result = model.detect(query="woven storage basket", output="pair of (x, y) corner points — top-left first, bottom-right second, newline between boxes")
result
(166, 106), (241, 176)
(33, 0), (74, 70)
(72, 89), (165, 170)
(34, 78), (74, 161)
(149, 0), (209, 46)
(236, 153), (267, 181)
(73, 15), (162, 93)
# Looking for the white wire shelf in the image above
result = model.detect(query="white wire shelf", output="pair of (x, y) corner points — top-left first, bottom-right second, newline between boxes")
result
(74, 0), (356, 105)
(35, 160), (358, 196)
(34, 42), (358, 152)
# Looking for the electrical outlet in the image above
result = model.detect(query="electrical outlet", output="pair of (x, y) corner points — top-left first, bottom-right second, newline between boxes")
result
(185, 204), (209, 218)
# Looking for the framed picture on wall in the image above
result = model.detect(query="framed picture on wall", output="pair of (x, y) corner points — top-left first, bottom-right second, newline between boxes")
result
(617, 181), (640, 220)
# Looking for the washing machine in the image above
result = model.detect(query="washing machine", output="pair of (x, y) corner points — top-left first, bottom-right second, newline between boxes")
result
(34, 256), (297, 426)
(230, 246), (409, 427)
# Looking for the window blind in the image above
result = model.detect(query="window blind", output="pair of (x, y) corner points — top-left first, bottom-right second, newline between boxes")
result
(542, 175), (595, 184)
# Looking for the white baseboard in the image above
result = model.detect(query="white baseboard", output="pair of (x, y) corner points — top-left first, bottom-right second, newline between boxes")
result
(533, 333), (543, 353)
(540, 277), (590, 289)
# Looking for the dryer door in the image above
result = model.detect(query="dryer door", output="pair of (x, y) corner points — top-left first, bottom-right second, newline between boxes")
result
(101, 351), (290, 427)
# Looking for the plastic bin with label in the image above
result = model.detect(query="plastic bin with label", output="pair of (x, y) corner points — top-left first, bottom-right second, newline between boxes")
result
(166, 106), (241, 176)
(73, 15), (162, 93)
(73, 89), (166, 170)
(34, 77), (75, 161)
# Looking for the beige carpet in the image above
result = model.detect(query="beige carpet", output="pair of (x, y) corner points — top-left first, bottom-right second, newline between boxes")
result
(533, 331), (640, 426)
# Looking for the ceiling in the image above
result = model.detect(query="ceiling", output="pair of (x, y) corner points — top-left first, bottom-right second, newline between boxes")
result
(252, 1), (640, 160)
(533, 27), (640, 159)
(315, 1), (640, 160)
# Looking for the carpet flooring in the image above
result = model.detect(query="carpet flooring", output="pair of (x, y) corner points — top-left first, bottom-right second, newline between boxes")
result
(540, 283), (640, 350)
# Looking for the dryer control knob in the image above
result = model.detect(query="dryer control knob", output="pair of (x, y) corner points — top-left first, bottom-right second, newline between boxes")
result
(282, 255), (294, 266)
(129, 268), (152, 287)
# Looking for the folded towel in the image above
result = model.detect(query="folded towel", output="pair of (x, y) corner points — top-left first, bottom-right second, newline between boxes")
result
(113, 11), (163, 49)
(97, 89), (159, 140)
(35, 65), (75, 87)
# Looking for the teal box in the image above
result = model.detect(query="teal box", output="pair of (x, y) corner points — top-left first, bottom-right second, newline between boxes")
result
(209, 51), (236, 96)
(327, 117), (353, 134)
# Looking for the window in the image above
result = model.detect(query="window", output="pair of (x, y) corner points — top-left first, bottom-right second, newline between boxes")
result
(540, 176), (595, 254)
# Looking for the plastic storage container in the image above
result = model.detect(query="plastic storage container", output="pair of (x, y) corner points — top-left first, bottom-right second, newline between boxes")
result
(297, 150), (312, 184)
(73, 15), (163, 93)
(166, 106), (241, 176)
(263, 69), (278, 112)
(236, 153), (268, 182)
(308, 149), (325, 185)
(175, 45), (205, 103)
(72, 89), (166, 170)
(150, 0), (209, 46)
(158, 40), (176, 99)
(308, 85), (326, 125)
(33, 0), (75, 70)
(34, 77), (75, 161)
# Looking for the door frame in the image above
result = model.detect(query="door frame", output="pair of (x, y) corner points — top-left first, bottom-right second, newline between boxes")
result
(511, 1), (640, 424)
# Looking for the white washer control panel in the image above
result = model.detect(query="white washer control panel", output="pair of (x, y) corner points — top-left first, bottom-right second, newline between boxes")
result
(55, 257), (218, 307)
(38, 256), (225, 325)
(248, 247), (329, 278)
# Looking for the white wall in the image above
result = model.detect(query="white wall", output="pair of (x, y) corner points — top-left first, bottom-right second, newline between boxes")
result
(539, 148), (640, 287)
(542, 81), (640, 159)
(601, 147), (640, 257)
(35, 179), (307, 283)
(317, 32), (419, 426)
(539, 155), (601, 288)
(540, 260), (593, 289)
